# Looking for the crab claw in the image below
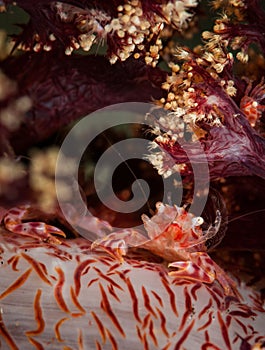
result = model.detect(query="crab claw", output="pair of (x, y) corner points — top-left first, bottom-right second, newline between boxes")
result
(41, 224), (66, 244)
(91, 228), (146, 262)
(22, 222), (66, 244)
(169, 252), (241, 299)
(8, 221), (66, 245)
(45, 224), (66, 237)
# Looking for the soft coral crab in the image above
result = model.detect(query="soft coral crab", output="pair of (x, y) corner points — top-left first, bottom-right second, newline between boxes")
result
(92, 202), (239, 298)
(1, 201), (238, 298)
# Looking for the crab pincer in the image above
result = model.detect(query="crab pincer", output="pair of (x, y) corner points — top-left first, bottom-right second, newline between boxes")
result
(3, 205), (66, 244)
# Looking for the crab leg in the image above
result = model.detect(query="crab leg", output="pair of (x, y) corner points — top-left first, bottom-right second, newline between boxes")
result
(91, 228), (147, 262)
(169, 252), (241, 299)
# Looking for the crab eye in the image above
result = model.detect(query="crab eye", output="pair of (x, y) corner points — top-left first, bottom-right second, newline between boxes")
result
(156, 202), (164, 209)
(192, 216), (204, 228)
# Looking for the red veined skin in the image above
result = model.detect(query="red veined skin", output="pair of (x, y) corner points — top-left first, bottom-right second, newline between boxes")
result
(0, 229), (264, 350)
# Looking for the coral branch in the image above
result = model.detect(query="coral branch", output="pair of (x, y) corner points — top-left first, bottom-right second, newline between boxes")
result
(0, 51), (166, 153)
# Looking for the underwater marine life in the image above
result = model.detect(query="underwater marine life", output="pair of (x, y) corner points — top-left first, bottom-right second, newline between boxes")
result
(0, 0), (265, 349)
(92, 202), (239, 298)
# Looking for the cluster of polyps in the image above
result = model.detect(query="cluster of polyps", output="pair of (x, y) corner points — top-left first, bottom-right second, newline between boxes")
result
(5, 0), (199, 65)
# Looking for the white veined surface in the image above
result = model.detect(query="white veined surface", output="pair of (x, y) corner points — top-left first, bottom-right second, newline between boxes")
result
(0, 232), (264, 350)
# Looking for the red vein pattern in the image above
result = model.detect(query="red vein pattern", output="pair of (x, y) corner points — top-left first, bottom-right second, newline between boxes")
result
(25, 289), (45, 336)
(0, 267), (32, 300)
(54, 317), (69, 342)
(0, 232), (264, 349)
(54, 266), (71, 314)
